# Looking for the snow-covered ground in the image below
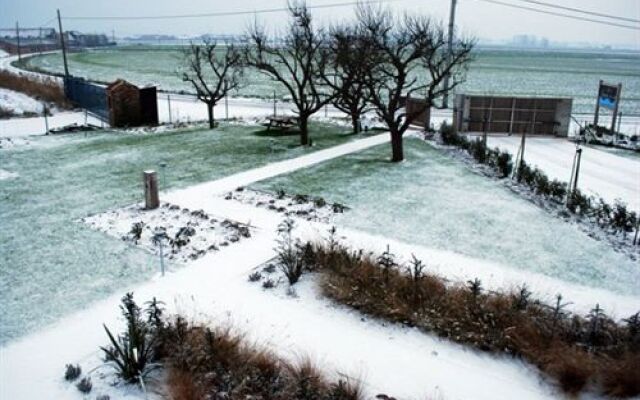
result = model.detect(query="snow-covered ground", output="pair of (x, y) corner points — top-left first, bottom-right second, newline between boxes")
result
(486, 135), (640, 211)
(0, 87), (45, 116)
(0, 110), (105, 138)
(0, 168), (19, 180)
(3, 132), (638, 400)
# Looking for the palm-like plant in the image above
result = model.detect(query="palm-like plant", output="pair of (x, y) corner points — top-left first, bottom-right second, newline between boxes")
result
(101, 293), (157, 384)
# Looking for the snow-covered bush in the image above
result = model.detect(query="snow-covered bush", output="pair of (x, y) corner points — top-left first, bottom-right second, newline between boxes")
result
(64, 364), (81, 381)
(76, 377), (92, 394)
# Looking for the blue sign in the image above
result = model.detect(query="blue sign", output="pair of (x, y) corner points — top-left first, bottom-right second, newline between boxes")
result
(598, 84), (618, 110)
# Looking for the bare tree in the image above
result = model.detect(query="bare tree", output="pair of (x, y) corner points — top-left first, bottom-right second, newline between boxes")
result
(182, 40), (243, 129)
(356, 5), (474, 161)
(322, 24), (372, 134)
(244, 1), (332, 145)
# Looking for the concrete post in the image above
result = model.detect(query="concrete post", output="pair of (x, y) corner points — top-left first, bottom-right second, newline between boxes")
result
(143, 170), (160, 209)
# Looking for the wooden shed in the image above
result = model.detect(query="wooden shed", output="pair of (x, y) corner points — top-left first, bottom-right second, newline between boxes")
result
(400, 97), (432, 129)
(106, 79), (158, 127)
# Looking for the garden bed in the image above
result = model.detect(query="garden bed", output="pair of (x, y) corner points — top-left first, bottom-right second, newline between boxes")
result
(83, 202), (252, 264)
(224, 187), (348, 223)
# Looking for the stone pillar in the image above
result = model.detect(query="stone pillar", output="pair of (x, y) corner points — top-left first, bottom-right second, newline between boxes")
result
(143, 170), (159, 209)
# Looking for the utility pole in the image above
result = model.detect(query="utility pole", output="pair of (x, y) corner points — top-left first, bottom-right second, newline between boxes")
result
(15, 22), (21, 61)
(57, 9), (70, 78)
(442, 0), (457, 109)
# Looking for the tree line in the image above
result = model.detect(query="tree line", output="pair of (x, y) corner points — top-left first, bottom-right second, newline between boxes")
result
(181, 1), (474, 162)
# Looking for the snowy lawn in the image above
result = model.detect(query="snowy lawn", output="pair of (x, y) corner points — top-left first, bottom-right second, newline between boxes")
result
(251, 137), (640, 298)
(0, 122), (369, 344)
(485, 135), (640, 211)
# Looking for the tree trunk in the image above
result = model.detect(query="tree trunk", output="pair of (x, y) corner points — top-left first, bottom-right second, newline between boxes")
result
(351, 112), (360, 134)
(390, 130), (404, 162)
(207, 103), (215, 129)
(299, 115), (310, 146)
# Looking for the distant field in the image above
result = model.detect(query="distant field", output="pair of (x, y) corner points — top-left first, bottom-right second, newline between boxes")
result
(20, 46), (640, 116)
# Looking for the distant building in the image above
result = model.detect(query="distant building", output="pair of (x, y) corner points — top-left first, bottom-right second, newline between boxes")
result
(0, 28), (114, 55)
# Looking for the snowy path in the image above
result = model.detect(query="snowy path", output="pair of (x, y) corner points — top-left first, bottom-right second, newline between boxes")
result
(486, 135), (640, 211)
(164, 132), (391, 203)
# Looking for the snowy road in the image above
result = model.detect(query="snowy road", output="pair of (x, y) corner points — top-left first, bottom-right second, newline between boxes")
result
(486, 135), (640, 211)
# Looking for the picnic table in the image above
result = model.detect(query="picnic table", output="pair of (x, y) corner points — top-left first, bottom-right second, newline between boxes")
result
(263, 115), (299, 131)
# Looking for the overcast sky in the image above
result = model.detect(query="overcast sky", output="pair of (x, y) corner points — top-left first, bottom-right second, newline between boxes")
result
(3, 0), (639, 48)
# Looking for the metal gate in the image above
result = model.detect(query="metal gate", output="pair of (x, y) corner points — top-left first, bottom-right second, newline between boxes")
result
(64, 76), (108, 121)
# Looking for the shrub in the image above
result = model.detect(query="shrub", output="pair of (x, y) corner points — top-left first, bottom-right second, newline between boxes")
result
(566, 189), (591, 215)
(249, 271), (262, 282)
(495, 150), (513, 177)
(439, 122), (467, 147)
(548, 180), (567, 201)
(262, 278), (276, 289)
(275, 218), (305, 285)
(313, 197), (327, 208)
(129, 222), (144, 244)
(0, 70), (71, 109)
(76, 377), (92, 394)
(470, 138), (487, 164)
(611, 201), (637, 234)
(161, 320), (364, 400)
(64, 364), (82, 381)
(101, 293), (157, 384)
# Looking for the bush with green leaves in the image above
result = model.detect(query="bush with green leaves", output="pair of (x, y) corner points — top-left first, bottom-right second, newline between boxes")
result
(101, 293), (157, 384)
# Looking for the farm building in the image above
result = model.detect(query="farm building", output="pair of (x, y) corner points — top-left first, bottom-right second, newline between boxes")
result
(454, 94), (573, 136)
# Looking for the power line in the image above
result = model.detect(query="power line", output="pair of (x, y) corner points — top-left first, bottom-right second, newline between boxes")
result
(512, 0), (640, 24)
(471, 0), (640, 30)
(62, 0), (403, 21)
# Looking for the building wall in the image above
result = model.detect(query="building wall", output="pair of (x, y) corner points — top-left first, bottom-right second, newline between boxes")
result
(455, 94), (573, 137)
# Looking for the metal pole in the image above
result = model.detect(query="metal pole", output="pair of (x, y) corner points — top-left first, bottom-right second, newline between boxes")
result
(167, 94), (172, 123)
(482, 114), (488, 151)
(57, 9), (70, 78)
(15, 22), (21, 61)
(594, 80), (602, 127)
(43, 104), (49, 135)
(611, 83), (622, 144)
(572, 148), (582, 193)
(159, 240), (165, 276)
(441, 0), (457, 109)
(225, 94), (229, 120)
(617, 112), (622, 135)
(518, 124), (528, 179)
